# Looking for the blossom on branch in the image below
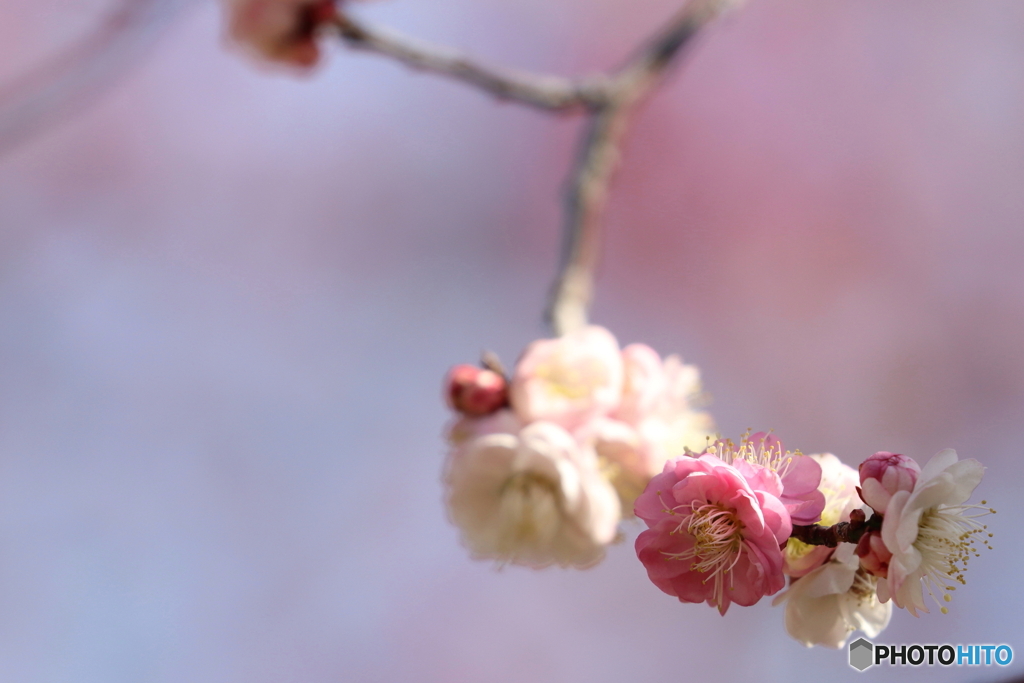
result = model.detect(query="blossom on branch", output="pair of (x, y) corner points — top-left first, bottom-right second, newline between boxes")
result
(707, 432), (825, 526)
(510, 325), (624, 431)
(634, 453), (791, 614)
(510, 327), (714, 511)
(445, 421), (620, 569)
(876, 449), (992, 617)
(226, 0), (341, 68)
(859, 451), (920, 515)
(615, 345), (715, 478)
(773, 543), (892, 648)
(442, 325), (714, 567)
(855, 530), (892, 579)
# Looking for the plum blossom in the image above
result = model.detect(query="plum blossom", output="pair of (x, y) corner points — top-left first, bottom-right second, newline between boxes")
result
(634, 454), (790, 614)
(615, 346), (715, 473)
(226, 0), (341, 68)
(876, 449), (992, 617)
(574, 343), (714, 510)
(510, 326), (624, 430)
(773, 543), (892, 648)
(445, 326), (713, 565)
(859, 451), (920, 515)
(575, 416), (648, 511)
(784, 453), (860, 577)
(706, 432), (825, 526)
(445, 421), (620, 568)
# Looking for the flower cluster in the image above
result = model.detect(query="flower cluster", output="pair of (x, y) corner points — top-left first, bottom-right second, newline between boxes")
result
(631, 434), (993, 647)
(438, 331), (994, 650)
(442, 326), (714, 568)
(634, 432), (823, 614)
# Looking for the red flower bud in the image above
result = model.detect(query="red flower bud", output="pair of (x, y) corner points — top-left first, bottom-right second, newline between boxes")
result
(445, 364), (508, 416)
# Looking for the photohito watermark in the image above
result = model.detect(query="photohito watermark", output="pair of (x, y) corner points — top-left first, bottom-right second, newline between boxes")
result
(848, 638), (1013, 672)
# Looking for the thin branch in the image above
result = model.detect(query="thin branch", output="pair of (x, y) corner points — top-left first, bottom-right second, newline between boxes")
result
(548, 0), (742, 335)
(791, 509), (880, 548)
(331, 15), (610, 111)
(0, 0), (188, 156)
(329, 0), (743, 334)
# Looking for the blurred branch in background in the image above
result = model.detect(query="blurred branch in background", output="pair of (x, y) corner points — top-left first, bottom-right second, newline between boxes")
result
(552, 0), (742, 336)
(0, 0), (189, 156)
(335, 0), (743, 335)
(333, 14), (610, 111)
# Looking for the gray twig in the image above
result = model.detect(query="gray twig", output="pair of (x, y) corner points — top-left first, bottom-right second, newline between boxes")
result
(332, 15), (610, 111)
(333, 0), (743, 334)
(0, 0), (187, 155)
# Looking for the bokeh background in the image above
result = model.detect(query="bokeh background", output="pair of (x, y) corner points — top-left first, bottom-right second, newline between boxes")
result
(0, 0), (1022, 680)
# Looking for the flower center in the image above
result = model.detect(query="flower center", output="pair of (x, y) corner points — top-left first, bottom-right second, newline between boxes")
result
(495, 472), (561, 556)
(850, 568), (878, 603)
(914, 501), (995, 613)
(784, 537), (815, 564)
(664, 502), (745, 607)
(535, 356), (608, 400)
(710, 432), (796, 478)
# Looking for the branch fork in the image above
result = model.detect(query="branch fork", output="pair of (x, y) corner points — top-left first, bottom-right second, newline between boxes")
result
(330, 0), (744, 335)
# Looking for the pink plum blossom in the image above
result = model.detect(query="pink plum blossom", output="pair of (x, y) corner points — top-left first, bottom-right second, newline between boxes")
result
(705, 432), (825, 526)
(445, 364), (508, 416)
(876, 449), (989, 616)
(634, 454), (790, 614)
(859, 451), (920, 515)
(226, 0), (340, 68)
(615, 347), (714, 467)
(510, 326), (624, 431)
(445, 421), (621, 568)
(613, 344), (666, 425)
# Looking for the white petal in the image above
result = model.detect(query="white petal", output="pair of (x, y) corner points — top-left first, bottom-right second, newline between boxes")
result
(796, 561), (857, 600)
(849, 596), (892, 638)
(875, 577), (890, 603)
(918, 448), (959, 482)
(575, 469), (622, 544)
(784, 591), (851, 649)
(938, 458), (985, 506)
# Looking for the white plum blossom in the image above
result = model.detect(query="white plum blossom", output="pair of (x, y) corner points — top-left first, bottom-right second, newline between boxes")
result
(510, 326), (624, 430)
(446, 326), (713, 562)
(877, 449), (992, 617)
(774, 543), (892, 648)
(445, 421), (621, 568)
(575, 416), (647, 511)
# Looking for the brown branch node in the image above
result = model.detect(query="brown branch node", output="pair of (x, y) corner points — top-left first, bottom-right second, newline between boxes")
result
(790, 509), (882, 548)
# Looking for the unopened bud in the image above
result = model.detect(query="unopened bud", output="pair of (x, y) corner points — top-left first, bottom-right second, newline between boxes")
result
(855, 530), (893, 579)
(858, 451), (920, 514)
(445, 364), (508, 416)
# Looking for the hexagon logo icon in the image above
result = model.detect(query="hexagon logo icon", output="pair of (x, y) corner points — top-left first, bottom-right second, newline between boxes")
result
(849, 638), (874, 671)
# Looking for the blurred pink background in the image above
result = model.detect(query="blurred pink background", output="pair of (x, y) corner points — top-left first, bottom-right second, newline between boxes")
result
(0, 0), (1021, 680)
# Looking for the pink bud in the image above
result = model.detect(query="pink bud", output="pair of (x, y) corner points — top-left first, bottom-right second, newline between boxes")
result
(855, 530), (893, 579)
(858, 451), (920, 514)
(445, 365), (508, 416)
